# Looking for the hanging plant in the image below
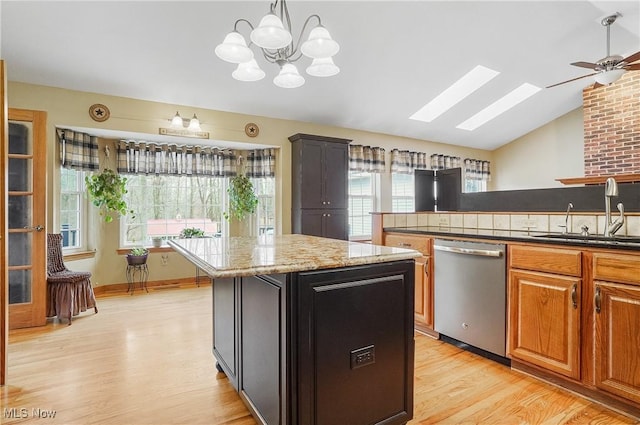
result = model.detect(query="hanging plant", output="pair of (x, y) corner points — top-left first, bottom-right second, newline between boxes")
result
(85, 168), (133, 223)
(224, 174), (258, 221)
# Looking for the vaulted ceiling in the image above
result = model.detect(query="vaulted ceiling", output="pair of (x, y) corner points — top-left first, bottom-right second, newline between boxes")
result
(2, 1), (639, 150)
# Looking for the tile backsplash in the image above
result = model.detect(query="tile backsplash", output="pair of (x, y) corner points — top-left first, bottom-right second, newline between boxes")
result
(381, 211), (640, 237)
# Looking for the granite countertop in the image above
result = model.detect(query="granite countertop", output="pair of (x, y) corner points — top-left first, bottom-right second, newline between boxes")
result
(168, 234), (421, 278)
(384, 226), (640, 251)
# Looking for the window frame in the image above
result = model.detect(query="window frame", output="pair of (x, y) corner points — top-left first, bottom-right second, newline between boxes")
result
(348, 171), (377, 241)
(59, 167), (88, 252)
(391, 173), (415, 213)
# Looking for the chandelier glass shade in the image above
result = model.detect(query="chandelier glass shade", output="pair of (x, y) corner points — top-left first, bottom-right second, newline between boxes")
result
(215, 0), (340, 88)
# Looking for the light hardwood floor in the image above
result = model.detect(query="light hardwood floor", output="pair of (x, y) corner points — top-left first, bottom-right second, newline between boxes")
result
(2, 285), (637, 424)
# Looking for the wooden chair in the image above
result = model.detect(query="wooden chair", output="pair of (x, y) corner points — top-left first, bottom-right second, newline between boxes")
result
(46, 233), (98, 325)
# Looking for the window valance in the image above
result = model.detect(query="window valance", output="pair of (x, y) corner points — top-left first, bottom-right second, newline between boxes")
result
(349, 145), (385, 173)
(116, 140), (237, 177)
(430, 154), (461, 170)
(390, 149), (428, 174)
(56, 128), (99, 171)
(245, 148), (276, 178)
(464, 158), (491, 181)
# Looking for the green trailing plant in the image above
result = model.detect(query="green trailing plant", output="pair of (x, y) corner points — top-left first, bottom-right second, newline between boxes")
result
(224, 174), (258, 221)
(129, 247), (149, 256)
(179, 227), (205, 238)
(85, 168), (133, 223)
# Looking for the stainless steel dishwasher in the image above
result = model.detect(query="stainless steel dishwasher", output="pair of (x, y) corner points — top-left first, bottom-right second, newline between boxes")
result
(434, 239), (507, 357)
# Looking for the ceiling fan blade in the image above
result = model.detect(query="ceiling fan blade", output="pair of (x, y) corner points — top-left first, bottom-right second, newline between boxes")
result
(571, 61), (599, 69)
(626, 63), (640, 71)
(546, 73), (597, 89)
(622, 51), (640, 64)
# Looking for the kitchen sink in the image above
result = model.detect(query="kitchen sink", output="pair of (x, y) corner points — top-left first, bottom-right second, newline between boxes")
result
(534, 233), (640, 244)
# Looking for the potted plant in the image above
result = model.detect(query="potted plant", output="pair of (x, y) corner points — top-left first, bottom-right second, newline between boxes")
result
(179, 227), (205, 238)
(126, 247), (149, 265)
(224, 174), (258, 221)
(151, 236), (164, 248)
(85, 168), (133, 223)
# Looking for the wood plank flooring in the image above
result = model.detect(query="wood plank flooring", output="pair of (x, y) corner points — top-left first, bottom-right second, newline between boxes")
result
(2, 285), (637, 424)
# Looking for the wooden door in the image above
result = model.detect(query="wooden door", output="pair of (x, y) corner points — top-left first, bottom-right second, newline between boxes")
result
(1, 60), (8, 385)
(7, 108), (47, 329)
(509, 270), (581, 379)
(323, 209), (348, 240)
(594, 282), (640, 403)
(414, 255), (433, 330)
(323, 142), (348, 209)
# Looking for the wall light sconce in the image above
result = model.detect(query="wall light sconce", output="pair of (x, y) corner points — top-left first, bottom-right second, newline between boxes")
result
(160, 111), (209, 139)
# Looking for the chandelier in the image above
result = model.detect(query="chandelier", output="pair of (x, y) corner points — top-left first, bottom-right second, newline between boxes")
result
(214, 0), (340, 88)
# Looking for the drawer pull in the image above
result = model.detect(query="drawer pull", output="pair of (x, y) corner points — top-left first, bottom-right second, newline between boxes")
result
(571, 284), (577, 309)
(398, 242), (412, 247)
(595, 286), (601, 314)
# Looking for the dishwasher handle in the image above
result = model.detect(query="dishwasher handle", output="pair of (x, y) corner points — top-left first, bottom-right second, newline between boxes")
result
(434, 244), (503, 258)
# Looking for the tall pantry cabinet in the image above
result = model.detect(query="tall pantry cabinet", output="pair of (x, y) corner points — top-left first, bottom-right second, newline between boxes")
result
(289, 133), (351, 240)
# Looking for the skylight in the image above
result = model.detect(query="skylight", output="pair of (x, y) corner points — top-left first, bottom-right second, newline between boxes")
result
(409, 65), (499, 123)
(457, 83), (542, 131)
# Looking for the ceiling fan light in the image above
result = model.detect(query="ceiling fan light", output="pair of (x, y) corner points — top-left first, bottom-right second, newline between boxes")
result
(215, 31), (254, 64)
(306, 57), (340, 77)
(250, 13), (292, 50)
(594, 69), (625, 85)
(301, 26), (340, 59)
(273, 63), (305, 88)
(232, 59), (266, 82)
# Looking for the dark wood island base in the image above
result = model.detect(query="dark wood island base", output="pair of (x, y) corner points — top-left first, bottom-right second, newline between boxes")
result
(213, 260), (415, 425)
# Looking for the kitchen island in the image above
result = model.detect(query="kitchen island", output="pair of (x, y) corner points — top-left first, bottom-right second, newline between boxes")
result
(169, 234), (420, 425)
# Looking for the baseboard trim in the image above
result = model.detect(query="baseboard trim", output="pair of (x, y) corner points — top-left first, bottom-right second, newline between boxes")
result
(94, 277), (211, 297)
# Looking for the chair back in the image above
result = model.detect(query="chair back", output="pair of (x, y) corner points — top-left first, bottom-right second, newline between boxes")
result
(47, 233), (67, 275)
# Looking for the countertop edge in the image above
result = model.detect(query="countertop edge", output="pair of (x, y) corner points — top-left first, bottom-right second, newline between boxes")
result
(383, 227), (640, 251)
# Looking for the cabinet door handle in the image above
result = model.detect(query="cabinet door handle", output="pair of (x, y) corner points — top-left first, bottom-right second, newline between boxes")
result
(425, 257), (429, 277)
(327, 201), (331, 205)
(595, 286), (601, 314)
(571, 284), (578, 309)
(327, 214), (331, 217)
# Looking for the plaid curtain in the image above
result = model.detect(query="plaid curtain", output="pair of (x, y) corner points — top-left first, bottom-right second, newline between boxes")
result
(464, 158), (491, 181)
(245, 148), (276, 178)
(117, 140), (237, 177)
(349, 145), (385, 173)
(430, 154), (461, 170)
(390, 149), (428, 174)
(57, 128), (99, 171)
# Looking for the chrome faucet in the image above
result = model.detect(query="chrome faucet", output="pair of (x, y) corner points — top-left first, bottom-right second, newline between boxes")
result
(604, 177), (624, 237)
(561, 202), (573, 234)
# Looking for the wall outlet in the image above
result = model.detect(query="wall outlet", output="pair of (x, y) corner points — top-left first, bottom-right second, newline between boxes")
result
(161, 254), (169, 266)
(438, 215), (450, 226)
(523, 219), (538, 229)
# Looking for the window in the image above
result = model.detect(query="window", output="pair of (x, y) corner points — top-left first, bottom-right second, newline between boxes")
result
(60, 167), (85, 249)
(348, 171), (375, 239)
(121, 175), (227, 246)
(464, 179), (487, 193)
(252, 177), (276, 235)
(392, 173), (415, 212)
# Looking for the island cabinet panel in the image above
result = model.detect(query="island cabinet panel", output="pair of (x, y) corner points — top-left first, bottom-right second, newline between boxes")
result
(290, 133), (350, 240)
(210, 261), (415, 425)
(508, 269), (581, 380)
(294, 261), (415, 425)
(240, 275), (286, 425)
(213, 277), (239, 388)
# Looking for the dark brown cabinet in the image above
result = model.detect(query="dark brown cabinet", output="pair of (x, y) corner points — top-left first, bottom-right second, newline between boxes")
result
(290, 133), (350, 240)
(212, 261), (415, 425)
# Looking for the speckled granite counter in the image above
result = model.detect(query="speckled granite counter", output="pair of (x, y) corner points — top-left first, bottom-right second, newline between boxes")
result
(168, 233), (421, 278)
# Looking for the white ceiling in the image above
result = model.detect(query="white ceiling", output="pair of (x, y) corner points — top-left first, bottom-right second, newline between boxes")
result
(2, 1), (639, 151)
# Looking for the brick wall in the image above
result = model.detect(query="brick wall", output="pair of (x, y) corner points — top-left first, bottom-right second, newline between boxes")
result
(583, 71), (640, 176)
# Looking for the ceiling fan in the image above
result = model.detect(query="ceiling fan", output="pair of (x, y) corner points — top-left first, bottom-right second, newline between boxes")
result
(547, 13), (640, 89)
